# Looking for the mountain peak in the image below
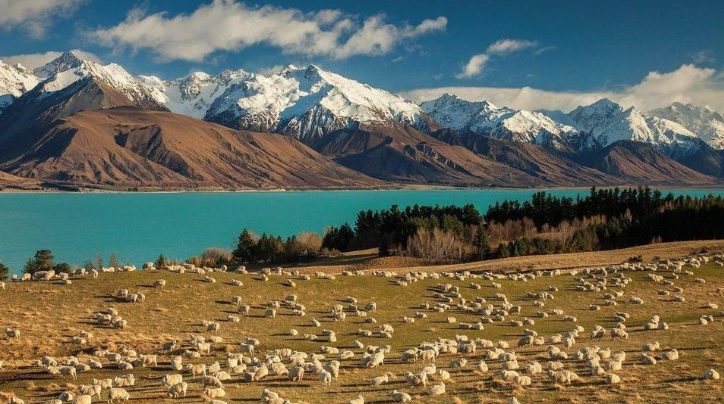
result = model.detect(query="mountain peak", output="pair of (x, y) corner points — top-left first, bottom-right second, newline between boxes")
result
(34, 51), (85, 78)
(590, 98), (623, 110)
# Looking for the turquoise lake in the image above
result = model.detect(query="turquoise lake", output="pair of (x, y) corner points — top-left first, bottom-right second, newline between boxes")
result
(1, 188), (722, 273)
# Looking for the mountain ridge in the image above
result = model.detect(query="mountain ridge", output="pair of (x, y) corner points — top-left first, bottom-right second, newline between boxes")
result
(0, 51), (722, 190)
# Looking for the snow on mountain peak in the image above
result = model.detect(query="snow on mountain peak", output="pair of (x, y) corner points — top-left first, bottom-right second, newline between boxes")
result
(421, 94), (576, 150)
(141, 69), (252, 119)
(196, 64), (427, 141)
(33, 51), (85, 79)
(651, 102), (724, 150)
(0, 60), (41, 111)
(568, 98), (702, 155)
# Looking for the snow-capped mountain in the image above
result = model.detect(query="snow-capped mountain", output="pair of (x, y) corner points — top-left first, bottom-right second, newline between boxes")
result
(139, 70), (251, 119)
(0, 61), (40, 111)
(200, 64), (432, 143)
(0, 52), (165, 160)
(650, 102), (724, 150)
(420, 94), (578, 151)
(567, 98), (702, 156)
(31, 52), (162, 108)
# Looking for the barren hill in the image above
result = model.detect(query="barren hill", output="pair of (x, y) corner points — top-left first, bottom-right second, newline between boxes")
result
(0, 107), (382, 190)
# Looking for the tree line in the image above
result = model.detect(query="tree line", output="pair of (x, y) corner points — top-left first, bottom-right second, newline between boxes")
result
(320, 187), (724, 262)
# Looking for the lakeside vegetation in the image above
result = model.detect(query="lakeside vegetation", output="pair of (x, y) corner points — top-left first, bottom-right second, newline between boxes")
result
(320, 186), (724, 263)
(6, 187), (723, 273)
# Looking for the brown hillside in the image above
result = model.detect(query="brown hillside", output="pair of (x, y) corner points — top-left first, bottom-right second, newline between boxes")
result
(313, 123), (542, 187)
(577, 140), (716, 185)
(0, 107), (383, 190)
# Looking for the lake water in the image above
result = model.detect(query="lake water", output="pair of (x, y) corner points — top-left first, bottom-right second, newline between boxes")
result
(1, 188), (722, 273)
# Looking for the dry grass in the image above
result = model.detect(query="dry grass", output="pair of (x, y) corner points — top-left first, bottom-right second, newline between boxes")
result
(0, 242), (722, 403)
(297, 240), (724, 274)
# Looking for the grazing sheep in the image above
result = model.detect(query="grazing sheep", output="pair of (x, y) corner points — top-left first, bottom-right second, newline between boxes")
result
(391, 390), (412, 402)
(607, 373), (621, 384)
(202, 375), (223, 388)
(514, 375), (532, 386)
(203, 387), (226, 399)
(661, 349), (679, 361)
(171, 356), (183, 371)
(450, 357), (467, 368)
(640, 354), (657, 365)
(318, 369), (333, 385)
(73, 395), (92, 404)
(162, 374), (183, 387)
(372, 373), (390, 385)
(5, 328), (20, 339)
(704, 369), (720, 380)
(548, 369), (579, 384)
(78, 385), (102, 399)
(167, 382), (188, 399)
(207, 322), (221, 333)
(428, 382), (446, 395)
(288, 366), (305, 382)
(107, 388), (130, 403)
(187, 363), (207, 377)
(93, 378), (113, 390)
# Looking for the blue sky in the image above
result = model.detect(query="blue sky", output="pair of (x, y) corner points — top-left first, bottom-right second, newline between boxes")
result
(1, 0), (723, 111)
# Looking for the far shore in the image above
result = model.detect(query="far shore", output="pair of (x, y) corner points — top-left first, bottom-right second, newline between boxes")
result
(2, 183), (724, 194)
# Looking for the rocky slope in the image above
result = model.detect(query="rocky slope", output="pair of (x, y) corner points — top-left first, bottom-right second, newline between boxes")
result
(313, 122), (541, 186)
(431, 129), (618, 186)
(574, 140), (715, 185)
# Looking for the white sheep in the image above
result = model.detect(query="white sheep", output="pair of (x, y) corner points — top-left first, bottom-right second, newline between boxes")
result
(107, 388), (130, 403)
(203, 387), (226, 399)
(167, 382), (188, 398)
(391, 390), (412, 402)
(78, 384), (102, 399)
(318, 369), (332, 385)
(162, 374), (183, 387)
(428, 382), (446, 395)
(704, 369), (720, 380)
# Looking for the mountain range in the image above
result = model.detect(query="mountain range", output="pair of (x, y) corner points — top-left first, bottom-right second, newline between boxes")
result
(0, 51), (722, 190)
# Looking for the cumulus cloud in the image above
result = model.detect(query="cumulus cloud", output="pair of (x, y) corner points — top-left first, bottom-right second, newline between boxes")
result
(457, 38), (538, 78)
(486, 39), (537, 54)
(455, 54), (489, 79)
(0, 0), (83, 38)
(89, 0), (446, 62)
(402, 64), (724, 113)
(0, 49), (101, 69)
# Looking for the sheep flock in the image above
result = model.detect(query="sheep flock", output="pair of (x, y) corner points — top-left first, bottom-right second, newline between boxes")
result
(0, 252), (722, 403)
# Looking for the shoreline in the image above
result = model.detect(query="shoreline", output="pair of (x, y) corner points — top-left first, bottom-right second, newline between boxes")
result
(3, 183), (724, 194)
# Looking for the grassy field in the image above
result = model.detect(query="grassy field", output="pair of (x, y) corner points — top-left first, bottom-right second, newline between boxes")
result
(0, 241), (722, 403)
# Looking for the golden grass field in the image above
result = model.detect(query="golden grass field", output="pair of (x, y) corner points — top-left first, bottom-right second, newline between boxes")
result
(0, 240), (722, 403)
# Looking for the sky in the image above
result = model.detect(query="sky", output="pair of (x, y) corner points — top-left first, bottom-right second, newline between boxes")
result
(0, 0), (723, 112)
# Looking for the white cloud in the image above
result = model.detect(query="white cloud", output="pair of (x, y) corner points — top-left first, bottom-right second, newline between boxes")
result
(457, 38), (538, 79)
(0, 49), (101, 69)
(0, 0), (83, 37)
(455, 54), (489, 79)
(402, 64), (724, 113)
(486, 39), (537, 54)
(90, 0), (446, 62)
(255, 64), (286, 76)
